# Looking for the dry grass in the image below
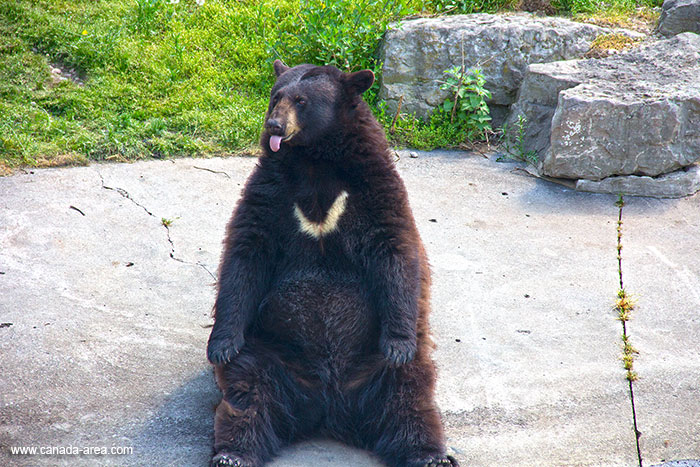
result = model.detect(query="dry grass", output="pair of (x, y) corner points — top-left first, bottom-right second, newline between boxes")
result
(575, 7), (661, 33)
(584, 32), (644, 58)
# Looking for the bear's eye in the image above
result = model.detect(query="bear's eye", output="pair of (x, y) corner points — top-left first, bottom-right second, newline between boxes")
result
(295, 97), (306, 107)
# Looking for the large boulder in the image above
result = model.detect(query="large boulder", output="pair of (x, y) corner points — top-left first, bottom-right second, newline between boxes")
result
(656, 0), (700, 37)
(508, 33), (700, 197)
(379, 13), (639, 125)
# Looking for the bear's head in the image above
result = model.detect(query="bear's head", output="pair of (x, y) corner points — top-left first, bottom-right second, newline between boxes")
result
(263, 60), (374, 153)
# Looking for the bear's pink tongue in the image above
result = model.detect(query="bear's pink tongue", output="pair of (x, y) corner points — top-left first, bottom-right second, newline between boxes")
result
(269, 135), (282, 152)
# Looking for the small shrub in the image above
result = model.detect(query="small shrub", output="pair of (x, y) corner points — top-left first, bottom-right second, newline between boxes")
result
(378, 105), (463, 151)
(498, 115), (538, 165)
(439, 65), (492, 142)
(274, 0), (416, 102)
(276, 0), (414, 71)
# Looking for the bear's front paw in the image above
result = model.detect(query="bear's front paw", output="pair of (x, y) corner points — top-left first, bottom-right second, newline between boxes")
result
(381, 336), (417, 366)
(207, 333), (245, 365)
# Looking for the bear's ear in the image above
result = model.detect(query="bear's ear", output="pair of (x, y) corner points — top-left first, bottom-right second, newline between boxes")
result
(273, 60), (290, 77)
(343, 69), (375, 96)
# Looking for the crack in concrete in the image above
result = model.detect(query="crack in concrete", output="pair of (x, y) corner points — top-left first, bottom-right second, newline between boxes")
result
(192, 165), (231, 179)
(97, 170), (217, 282)
(615, 195), (643, 467)
(99, 172), (155, 217)
(163, 222), (217, 281)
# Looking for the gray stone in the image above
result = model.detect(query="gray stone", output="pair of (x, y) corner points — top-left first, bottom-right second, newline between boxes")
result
(657, 0), (700, 37)
(503, 60), (583, 159)
(576, 164), (700, 198)
(653, 461), (700, 467)
(379, 13), (641, 126)
(508, 33), (700, 182)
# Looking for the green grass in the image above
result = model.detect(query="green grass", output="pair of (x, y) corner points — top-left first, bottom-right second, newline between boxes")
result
(0, 0), (661, 171)
(0, 0), (300, 169)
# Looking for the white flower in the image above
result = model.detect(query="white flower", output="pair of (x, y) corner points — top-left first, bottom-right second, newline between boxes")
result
(168, 0), (179, 4)
(195, 0), (205, 5)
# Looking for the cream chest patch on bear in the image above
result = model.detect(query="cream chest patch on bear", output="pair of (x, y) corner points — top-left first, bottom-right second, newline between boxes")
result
(294, 191), (349, 239)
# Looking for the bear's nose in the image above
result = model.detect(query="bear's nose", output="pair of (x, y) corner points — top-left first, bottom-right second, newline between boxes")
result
(265, 119), (283, 134)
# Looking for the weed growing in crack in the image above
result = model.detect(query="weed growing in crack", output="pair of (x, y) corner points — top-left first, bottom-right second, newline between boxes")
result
(616, 289), (639, 381)
(497, 115), (538, 165)
(614, 194), (643, 467)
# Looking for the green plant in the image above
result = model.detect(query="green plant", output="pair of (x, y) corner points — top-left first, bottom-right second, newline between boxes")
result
(277, 0), (413, 70)
(428, 0), (518, 14)
(498, 115), (538, 164)
(439, 65), (492, 141)
(552, 0), (662, 15)
(133, 0), (167, 35)
(377, 103), (464, 150)
(613, 194), (643, 467)
(273, 0), (415, 102)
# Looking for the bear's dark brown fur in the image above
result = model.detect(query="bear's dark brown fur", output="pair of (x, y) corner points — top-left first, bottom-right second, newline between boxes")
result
(207, 60), (458, 467)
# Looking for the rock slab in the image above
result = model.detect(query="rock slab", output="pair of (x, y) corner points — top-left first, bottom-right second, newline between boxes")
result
(576, 164), (700, 198)
(656, 0), (700, 37)
(508, 32), (700, 196)
(379, 13), (634, 125)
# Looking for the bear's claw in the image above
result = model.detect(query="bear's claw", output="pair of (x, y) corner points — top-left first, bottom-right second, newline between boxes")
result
(422, 455), (459, 467)
(207, 333), (244, 365)
(211, 453), (243, 467)
(381, 336), (417, 366)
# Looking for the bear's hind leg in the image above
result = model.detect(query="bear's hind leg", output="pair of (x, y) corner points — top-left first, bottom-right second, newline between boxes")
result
(213, 345), (318, 467)
(356, 358), (459, 467)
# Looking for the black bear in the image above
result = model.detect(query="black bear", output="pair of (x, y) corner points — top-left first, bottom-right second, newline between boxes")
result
(207, 60), (459, 467)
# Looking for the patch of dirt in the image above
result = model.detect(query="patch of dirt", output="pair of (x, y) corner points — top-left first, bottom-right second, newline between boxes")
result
(42, 53), (86, 87)
(0, 162), (13, 177)
(49, 63), (85, 86)
(35, 153), (89, 168)
(519, 0), (555, 16)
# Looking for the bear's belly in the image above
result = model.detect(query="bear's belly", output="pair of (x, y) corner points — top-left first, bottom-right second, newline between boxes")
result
(256, 271), (379, 363)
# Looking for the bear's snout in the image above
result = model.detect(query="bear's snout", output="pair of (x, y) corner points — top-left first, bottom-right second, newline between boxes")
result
(264, 97), (301, 153)
(265, 118), (283, 135)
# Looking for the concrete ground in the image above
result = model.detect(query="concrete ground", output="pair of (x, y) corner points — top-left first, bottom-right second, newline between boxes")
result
(1, 150), (698, 467)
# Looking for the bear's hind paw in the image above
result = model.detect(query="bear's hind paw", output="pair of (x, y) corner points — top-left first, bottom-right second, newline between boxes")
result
(211, 452), (245, 467)
(420, 455), (460, 467)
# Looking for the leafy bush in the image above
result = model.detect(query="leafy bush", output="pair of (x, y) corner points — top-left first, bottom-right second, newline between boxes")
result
(497, 115), (538, 164)
(377, 103), (464, 151)
(378, 66), (494, 151)
(273, 0), (419, 102)
(275, 0), (415, 71)
(439, 65), (492, 141)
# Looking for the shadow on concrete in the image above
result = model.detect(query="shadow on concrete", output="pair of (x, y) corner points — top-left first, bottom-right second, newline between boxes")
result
(130, 368), (219, 466)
